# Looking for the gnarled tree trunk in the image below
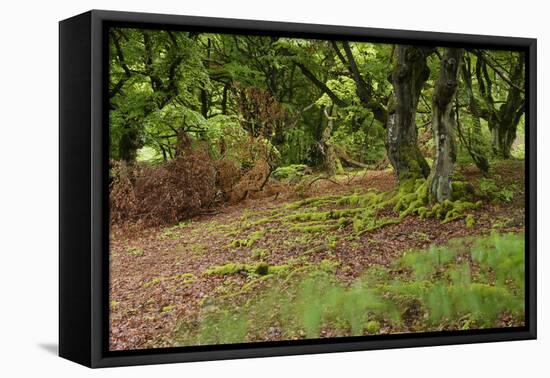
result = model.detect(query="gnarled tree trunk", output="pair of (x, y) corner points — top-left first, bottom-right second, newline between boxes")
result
(493, 55), (525, 158)
(430, 48), (463, 202)
(471, 51), (525, 159)
(459, 55), (490, 173)
(386, 46), (432, 182)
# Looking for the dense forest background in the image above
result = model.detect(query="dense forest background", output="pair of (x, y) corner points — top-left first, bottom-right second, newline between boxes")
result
(108, 29), (524, 223)
(107, 28), (526, 350)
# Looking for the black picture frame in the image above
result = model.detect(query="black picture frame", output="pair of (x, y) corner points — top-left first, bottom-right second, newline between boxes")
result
(59, 9), (537, 368)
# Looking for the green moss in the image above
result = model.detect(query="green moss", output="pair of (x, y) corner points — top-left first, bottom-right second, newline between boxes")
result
(190, 244), (205, 254)
(290, 224), (337, 233)
(366, 320), (381, 334)
(465, 214), (475, 228)
(251, 248), (268, 260)
(284, 208), (364, 224)
(268, 265), (290, 274)
(441, 201), (482, 224)
(411, 231), (430, 242)
(396, 144), (430, 181)
(176, 273), (196, 285)
(161, 305), (176, 313)
(319, 259), (340, 273)
(143, 277), (162, 287)
(205, 262), (289, 277)
(160, 228), (179, 240)
(230, 230), (266, 248)
(451, 181), (476, 201)
(255, 262), (269, 276)
(327, 236), (338, 249)
(478, 177), (517, 203)
(176, 234), (524, 345)
(356, 217), (400, 235)
(280, 175), (483, 240)
(205, 263), (248, 275)
(272, 164), (310, 181)
(242, 216), (278, 230)
(285, 195), (341, 210)
(110, 300), (120, 310)
(127, 247), (144, 256)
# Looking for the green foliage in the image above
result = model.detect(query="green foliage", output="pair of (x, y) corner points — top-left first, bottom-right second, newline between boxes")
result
(471, 233), (525, 289)
(478, 177), (516, 202)
(272, 164), (311, 181)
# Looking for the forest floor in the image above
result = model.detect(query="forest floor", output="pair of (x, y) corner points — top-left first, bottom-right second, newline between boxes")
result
(109, 160), (525, 351)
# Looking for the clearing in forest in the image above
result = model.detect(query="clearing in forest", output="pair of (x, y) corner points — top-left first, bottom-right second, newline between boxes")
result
(110, 162), (525, 350)
(107, 27), (527, 351)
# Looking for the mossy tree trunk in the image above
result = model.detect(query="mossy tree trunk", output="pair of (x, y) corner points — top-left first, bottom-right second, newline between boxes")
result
(459, 55), (490, 173)
(321, 106), (343, 175)
(386, 46), (432, 182)
(492, 55), (525, 159)
(430, 48), (463, 203)
(470, 51), (525, 159)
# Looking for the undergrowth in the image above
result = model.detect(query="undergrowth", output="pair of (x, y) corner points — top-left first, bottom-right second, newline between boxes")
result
(175, 233), (524, 345)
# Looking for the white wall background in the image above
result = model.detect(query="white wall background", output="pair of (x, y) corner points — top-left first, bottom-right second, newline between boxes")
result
(0, 0), (546, 376)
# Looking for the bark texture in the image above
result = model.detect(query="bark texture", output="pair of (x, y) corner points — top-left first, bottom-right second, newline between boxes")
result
(386, 46), (432, 182)
(459, 55), (490, 173)
(430, 48), (464, 202)
(492, 55), (524, 158)
(320, 107), (343, 175)
(469, 51), (525, 159)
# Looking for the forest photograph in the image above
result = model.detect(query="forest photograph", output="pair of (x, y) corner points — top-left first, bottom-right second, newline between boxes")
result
(107, 27), (527, 351)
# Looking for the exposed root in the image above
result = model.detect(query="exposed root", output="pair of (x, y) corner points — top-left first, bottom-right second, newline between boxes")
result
(284, 178), (482, 233)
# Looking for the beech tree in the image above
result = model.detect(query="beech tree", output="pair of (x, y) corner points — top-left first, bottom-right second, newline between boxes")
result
(464, 50), (525, 159)
(430, 48), (463, 202)
(386, 45), (432, 182)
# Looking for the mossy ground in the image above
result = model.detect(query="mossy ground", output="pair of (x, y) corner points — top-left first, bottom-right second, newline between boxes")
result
(109, 160), (525, 350)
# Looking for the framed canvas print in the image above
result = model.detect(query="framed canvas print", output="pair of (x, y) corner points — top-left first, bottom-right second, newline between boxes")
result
(59, 10), (536, 368)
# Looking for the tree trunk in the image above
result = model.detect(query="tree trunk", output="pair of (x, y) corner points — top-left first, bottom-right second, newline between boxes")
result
(430, 48), (463, 202)
(493, 55), (524, 158)
(386, 46), (431, 182)
(472, 52), (524, 159)
(459, 55), (490, 173)
(321, 106), (343, 175)
(118, 124), (141, 163)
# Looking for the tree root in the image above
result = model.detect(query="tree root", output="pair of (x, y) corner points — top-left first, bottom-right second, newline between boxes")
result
(285, 177), (482, 233)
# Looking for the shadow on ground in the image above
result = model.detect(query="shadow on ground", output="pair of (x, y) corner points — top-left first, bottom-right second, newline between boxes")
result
(38, 343), (58, 355)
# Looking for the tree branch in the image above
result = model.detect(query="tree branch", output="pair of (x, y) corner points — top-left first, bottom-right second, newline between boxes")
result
(472, 50), (525, 93)
(295, 62), (347, 107)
